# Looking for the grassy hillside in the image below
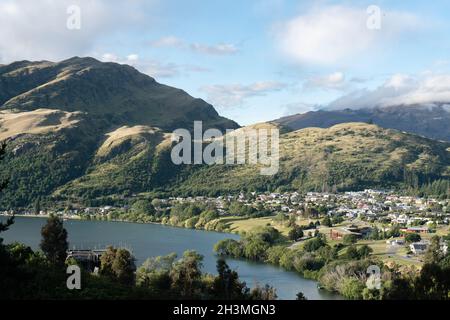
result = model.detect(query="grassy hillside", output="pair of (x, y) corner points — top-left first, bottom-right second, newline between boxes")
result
(1, 117), (449, 208)
(173, 122), (450, 196)
(0, 57), (238, 132)
(0, 58), (449, 208)
(274, 105), (450, 142)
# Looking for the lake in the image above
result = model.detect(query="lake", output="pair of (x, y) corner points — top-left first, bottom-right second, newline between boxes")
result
(0, 216), (340, 300)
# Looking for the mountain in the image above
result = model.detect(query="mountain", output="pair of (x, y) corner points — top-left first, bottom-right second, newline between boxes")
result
(174, 122), (450, 195)
(274, 105), (450, 142)
(0, 57), (238, 131)
(0, 58), (449, 209)
(0, 57), (238, 208)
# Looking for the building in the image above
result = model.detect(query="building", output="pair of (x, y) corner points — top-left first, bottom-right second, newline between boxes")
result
(410, 242), (428, 255)
(401, 227), (429, 234)
(386, 239), (405, 246)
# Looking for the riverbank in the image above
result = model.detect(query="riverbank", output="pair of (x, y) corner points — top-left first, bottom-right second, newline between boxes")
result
(2, 213), (359, 298)
(0, 215), (341, 300)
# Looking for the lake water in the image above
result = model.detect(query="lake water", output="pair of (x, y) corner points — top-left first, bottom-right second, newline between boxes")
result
(0, 216), (340, 300)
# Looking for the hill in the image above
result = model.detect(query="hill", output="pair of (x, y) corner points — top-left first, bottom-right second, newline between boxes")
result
(274, 105), (450, 142)
(0, 57), (238, 131)
(173, 122), (450, 196)
(0, 57), (238, 207)
(0, 58), (449, 208)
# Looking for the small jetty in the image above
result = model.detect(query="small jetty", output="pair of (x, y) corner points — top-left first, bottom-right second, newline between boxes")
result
(66, 249), (107, 272)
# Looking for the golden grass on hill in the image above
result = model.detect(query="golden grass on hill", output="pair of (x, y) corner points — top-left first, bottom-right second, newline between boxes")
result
(0, 108), (81, 140)
(97, 125), (161, 157)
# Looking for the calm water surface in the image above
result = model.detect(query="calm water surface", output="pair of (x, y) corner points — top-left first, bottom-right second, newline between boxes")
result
(0, 216), (341, 300)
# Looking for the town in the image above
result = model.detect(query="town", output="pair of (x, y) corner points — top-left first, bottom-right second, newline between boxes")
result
(3, 189), (449, 268)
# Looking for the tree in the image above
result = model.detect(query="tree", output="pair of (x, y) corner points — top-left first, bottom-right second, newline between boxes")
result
(341, 277), (364, 300)
(322, 216), (333, 227)
(424, 236), (443, 264)
(131, 199), (155, 215)
(357, 245), (373, 258)
(100, 246), (136, 286)
(170, 250), (204, 298)
(0, 142), (13, 242)
(303, 237), (326, 252)
(136, 252), (177, 290)
(345, 245), (360, 260)
(343, 234), (358, 245)
(212, 258), (248, 299)
(414, 263), (449, 299)
(244, 238), (269, 260)
(288, 226), (304, 241)
(214, 239), (243, 257)
(296, 291), (307, 300)
(113, 249), (136, 285)
(332, 216), (344, 225)
(250, 284), (277, 300)
(405, 233), (421, 243)
(0, 216), (14, 241)
(34, 196), (41, 215)
(40, 215), (68, 266)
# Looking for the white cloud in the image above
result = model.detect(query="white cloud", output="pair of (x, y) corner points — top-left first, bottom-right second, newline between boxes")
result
(126, 54), (139, 63)
(98, 52), (209, 79)
(326, 73), (450, 110)
(275, 5), (421, 65)
(304, 72), (347, 90)
(100, 53), (119, 63)
(201, 81), (286, 108)
(0, 0), (152, 63)
(100, 53), (140, 66)
(149, 36), (239, 55)
(149, 36), (185, 48)
(144, 61), (181, 78)
(190, 43), (238, 55)
(281, 102), (318, 116)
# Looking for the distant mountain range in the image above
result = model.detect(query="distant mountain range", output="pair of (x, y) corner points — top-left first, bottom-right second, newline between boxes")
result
(274, 105), (450, 142)
(0, 57), (448, 208)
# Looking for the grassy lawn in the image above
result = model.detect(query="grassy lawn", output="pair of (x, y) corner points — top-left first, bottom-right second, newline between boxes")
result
(216, 214), (443, 270)
(354, 239), (422, 267)
(218, 215), (291, 236)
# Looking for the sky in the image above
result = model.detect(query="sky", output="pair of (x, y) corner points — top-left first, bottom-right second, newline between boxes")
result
(2, 0), (450, 125)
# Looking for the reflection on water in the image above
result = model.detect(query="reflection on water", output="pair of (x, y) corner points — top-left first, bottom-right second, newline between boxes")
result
(0, 216), (341, 300)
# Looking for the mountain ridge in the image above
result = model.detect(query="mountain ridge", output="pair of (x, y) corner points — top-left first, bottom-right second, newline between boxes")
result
(0, 57), (449, 208)
(274, 105), (450, 142)
(0, 56), (239, 132)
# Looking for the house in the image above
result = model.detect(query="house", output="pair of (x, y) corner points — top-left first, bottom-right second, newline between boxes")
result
(410, 242), (428, 254)
(401, 227), (429, 234)
(330, 229), (344, 240)
(344, 225), (372, 238)
(386, 239), (405, 246)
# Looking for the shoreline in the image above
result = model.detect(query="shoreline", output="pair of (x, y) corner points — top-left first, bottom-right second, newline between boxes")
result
(1, 213), (242, 235)
(2, 212), (342, 299)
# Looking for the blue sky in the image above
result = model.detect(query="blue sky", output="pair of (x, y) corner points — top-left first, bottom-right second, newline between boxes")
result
(2, 0), (450, 125)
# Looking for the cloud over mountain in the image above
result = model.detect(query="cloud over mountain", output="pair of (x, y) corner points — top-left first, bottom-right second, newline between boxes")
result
(326, 73), (450, 110)
(0, 0), (152, 63)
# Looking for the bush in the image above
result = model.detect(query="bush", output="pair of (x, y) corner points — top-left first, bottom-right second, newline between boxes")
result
(303, 237), (326, 252)
(405, 233), (421, 243)
(343, 234), (358, 245)
(288, 226), (304, 241)
(341, 277), (365, 300)
(214, 239), (243, 257)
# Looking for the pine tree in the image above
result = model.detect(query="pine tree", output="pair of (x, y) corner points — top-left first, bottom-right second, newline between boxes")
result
(0, 143), (13, 241)
(40, 215), (68, 266)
